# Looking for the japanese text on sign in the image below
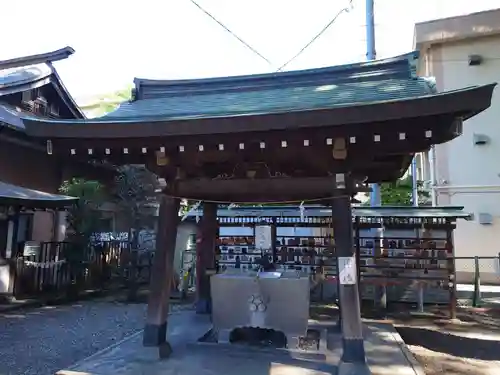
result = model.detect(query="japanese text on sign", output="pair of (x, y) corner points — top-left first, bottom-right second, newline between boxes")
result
(338, 256), (357, 285)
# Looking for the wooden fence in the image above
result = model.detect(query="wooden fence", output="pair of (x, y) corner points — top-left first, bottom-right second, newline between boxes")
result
(11, 240), (153, 299)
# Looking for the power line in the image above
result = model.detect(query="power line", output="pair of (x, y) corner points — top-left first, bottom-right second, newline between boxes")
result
(276, 0), (354, 71)
(187, 0), (273, 66)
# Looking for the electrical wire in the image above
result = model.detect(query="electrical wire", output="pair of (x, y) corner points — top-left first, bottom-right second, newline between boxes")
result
(276, 0), (354, 71)
(187, 0), (273, 66)
(187, 0), (484, 73)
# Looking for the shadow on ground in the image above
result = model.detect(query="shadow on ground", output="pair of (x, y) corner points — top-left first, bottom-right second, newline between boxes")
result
(397, 326), (500, 361)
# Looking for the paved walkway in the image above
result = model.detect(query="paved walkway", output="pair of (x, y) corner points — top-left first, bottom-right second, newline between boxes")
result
(58, 312), (423, 375)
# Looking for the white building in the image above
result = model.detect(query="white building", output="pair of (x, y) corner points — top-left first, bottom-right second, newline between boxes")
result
(414, 9), (500, 283)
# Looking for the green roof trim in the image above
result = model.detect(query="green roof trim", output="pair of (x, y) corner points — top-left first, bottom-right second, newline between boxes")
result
(187, 205), (470, 219)
(352, 206), (471, 219)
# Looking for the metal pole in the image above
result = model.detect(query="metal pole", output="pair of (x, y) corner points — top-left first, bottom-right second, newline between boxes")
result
(412, 158), (426, 313)
(366, 0), (380, 208)
(366, 0), (384, 322)
(412, 156), (419, 207)
(429, 147), (438, 206)
(365, 0), (376, 70)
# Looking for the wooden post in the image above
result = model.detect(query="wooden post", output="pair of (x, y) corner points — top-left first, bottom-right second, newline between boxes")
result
(472, 256), (481, 307)
(354, 217), (362, 302)
(332, 194), (367, 368)
(271, 218), (277, 263)
(143, 195), (180, 347)
(446, 222), (457, 320)
(8, 208), (21, 296)
(196, 202), (217, 314)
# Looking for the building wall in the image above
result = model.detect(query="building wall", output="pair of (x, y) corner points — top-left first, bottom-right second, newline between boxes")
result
(0, 138), (116, 253)
(0, 140), (61, 194)
(420, 35), (500, 283)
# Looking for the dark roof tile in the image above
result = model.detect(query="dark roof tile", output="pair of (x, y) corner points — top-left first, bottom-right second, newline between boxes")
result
(104, 52), (435, 120)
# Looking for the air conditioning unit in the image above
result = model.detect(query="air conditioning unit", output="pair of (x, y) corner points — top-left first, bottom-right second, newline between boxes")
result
(478, 212), (493, 225)
(473, 133), (490, 146)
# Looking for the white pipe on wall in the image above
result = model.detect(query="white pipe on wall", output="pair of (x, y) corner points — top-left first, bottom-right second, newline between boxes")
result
(434, 185), (500, 191)
(429, 146), (437, 206)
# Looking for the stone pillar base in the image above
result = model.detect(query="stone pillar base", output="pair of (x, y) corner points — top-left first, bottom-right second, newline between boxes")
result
(338, 361), (372, 375)
(143, 323), (167, 347)
(341, 337), (367, 363)
(196, 298), (211, 314)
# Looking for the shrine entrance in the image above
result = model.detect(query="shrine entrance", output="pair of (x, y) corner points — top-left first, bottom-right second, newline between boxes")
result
(22, 51), (495, 368)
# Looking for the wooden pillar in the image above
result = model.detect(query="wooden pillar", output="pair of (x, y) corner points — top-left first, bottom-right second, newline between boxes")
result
(7, 208), (21, 295)
(332, 195), (367, 368)
(143, 195), (180, 347)
(271, 218), (277, 263)
(196, 202), (217, 314)
(354, 216), (362, 302)
(446, 221), (457, 320)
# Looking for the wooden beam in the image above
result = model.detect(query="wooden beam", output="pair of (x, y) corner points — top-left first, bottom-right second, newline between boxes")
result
(169, 177), (369, 203)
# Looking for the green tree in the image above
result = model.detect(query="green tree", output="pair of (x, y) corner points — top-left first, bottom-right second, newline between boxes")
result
(113, 165), (160, 300)
(114, 165), (160, 235)
(376, 176), (430, 206)
(79, 86), (132, 118)
(59, 178), (105, 296)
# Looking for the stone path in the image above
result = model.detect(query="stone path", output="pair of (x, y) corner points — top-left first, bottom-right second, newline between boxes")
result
(60, 312), (423, 375)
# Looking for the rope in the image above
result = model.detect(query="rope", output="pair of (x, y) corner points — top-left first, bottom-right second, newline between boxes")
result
(165, 194), (352, 205)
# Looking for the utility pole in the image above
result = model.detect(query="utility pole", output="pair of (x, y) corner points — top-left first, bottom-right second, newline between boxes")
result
(366, 0), (380, 207)
(411, 157), (419, 207)
(334, 6), (377, 375)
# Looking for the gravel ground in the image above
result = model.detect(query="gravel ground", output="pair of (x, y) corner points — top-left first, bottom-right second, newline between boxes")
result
(0, 299), (150, 375)
(407, 344), (500, 375)
(394, 307), (500, 375)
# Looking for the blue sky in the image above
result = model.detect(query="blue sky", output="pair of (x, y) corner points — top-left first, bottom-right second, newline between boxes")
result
(2, 0), (499, 100)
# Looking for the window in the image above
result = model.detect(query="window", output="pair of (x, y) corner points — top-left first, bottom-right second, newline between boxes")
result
(22, 90), (32, 102)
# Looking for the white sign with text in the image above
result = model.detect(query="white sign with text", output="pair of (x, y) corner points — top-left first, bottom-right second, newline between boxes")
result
(338, 256), (357, 285)
(255, 225), (272, 250)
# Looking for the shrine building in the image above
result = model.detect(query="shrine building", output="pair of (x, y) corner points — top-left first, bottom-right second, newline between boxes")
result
(20, 51), (495, 366)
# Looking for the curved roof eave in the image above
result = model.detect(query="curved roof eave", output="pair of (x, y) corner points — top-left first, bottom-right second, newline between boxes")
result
(0, 47), (75, 70)
(20, 83), (497, 139)
(0, 180), (77, 209)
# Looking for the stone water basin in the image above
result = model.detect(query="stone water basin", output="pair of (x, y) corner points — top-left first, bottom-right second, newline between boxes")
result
(211, 271), (310, 344)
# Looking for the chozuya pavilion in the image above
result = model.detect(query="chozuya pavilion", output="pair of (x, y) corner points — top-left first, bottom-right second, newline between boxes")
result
(22, 51), (495, 366)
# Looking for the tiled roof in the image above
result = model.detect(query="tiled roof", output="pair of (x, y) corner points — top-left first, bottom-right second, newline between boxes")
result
(0, 104), (25, 130)
(0, 63), (52, 92)
(0, 103), (46, 131)
(0, 180), (77, 208)
(103, 51), (436, 120)
(0, 47), (85, 119)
